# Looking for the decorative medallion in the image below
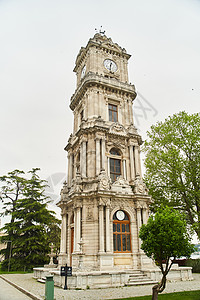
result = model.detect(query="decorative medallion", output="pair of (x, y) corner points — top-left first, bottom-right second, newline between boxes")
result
(109, 123), (127, 136)
(111, 176), (133, 194)
(98, 170), (111, 190)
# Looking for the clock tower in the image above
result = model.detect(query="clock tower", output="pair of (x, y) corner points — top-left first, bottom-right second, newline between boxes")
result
(58, 32), (152, 272)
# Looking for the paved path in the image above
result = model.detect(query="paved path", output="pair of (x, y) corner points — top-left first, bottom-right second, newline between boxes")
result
(0, 277), (31, 300)
(1, 273), (200, 300)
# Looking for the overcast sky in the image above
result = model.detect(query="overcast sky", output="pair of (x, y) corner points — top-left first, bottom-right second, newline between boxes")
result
(0, 0), (200, 225)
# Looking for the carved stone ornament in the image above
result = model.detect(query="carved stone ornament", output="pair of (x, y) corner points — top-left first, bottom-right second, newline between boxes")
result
(60, 181), (69, 195)
(60, 181), (69, 201)
(127, 123), (139, 135)
(92, 33), (125, 53)
(98, 170), (111, 190)
(136, 201), (148, 209)
(109, 122), (127, 136)
(87, 206), (93, 220)
(133, 175), (148, 195)
(111, 176), (133, 194)
(69, 173), (82, 195)
(99, 197), (109, 206)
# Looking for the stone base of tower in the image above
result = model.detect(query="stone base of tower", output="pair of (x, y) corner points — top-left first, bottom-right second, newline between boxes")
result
(57, 249), (155, 272)
(33, 265), (193, 289)
(98, 253), (113, 270)
(58, 253), (68, 266)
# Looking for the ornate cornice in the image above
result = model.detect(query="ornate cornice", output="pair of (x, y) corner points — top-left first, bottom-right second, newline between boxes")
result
(70, 72), (136, 110)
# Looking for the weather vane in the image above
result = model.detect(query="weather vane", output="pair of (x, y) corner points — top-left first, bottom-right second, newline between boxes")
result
(95, 26), (105, 35)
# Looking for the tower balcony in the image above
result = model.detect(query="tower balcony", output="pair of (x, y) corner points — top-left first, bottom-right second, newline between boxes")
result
(70, 72), (137, 111)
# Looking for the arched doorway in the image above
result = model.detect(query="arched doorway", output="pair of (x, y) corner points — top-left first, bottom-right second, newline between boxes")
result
(113, 210), (131, 252)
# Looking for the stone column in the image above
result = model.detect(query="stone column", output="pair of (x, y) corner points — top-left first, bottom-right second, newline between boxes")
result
(129, 100), (134, 124)
(118, 104), (122, 123)
(107, 157), (110, 177)
(129, 145), (135, 181)
(142, 208), (148, 225)
(60, 212), (67, 254)
(105, 206), (111, 252)
(126, 100), (130, 124)
(94, 90), (99, 117)
(101, 138), (106, 170)
(99, 205), (104, 253)
(67, 154), (73, 187)
(76, 207), (81, 251)
(67, 154), (70, 187)
(80, 143), (82, 177)
(96, 138), (101, 175)
(74, 208), (77, 252)
(106, 102), (109, 121)
(134, 146), (142, 177)
(137, 208), (142, 251)
(81, 141), (87, 177)
(123, 159), (127, 180)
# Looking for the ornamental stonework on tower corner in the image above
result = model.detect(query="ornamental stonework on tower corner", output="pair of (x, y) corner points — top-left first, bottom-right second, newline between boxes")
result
(57, 33), (152, 271)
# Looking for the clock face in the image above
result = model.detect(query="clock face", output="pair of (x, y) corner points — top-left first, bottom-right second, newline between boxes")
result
(104, 59), (118, 72)
(81, 65), (86, 78)
(116, 210), (125, 221)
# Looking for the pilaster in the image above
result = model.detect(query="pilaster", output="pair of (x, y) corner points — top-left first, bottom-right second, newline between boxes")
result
(129, 144), (135, 182)
(101, 138), (106, 171)
(136, 208), (142, 252)
(96, 137), (101, 176)
(99, 205), (105, 253)
(134, 145), (142, 177)
(105, 205), (111, 252)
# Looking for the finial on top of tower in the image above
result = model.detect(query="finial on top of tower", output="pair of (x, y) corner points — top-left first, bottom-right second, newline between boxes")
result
(95, 26), (105, 35)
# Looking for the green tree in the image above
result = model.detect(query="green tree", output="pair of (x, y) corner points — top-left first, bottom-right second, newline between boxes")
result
(143, 111), (200, 238)
(47, 220), (61, 260)
(0, 170), (26, 261)
(0, 168), (60, 271)
(139, 207), (193, 300)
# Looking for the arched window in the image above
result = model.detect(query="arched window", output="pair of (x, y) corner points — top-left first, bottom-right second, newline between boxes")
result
(109, 148), (121, 182)
(110, 148), (120, 156)
(113, 210), (131, 253)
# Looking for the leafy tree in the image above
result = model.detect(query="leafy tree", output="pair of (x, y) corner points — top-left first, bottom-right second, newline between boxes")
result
(139, 207), (193, 300)
(0, 170), (26, 260)
(47, 220), (61, 260)
(0, 168), (60, 271)
(143, 111), (200, 238)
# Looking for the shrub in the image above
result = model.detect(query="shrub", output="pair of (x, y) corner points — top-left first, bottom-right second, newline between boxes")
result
(185, 259), (200, 273)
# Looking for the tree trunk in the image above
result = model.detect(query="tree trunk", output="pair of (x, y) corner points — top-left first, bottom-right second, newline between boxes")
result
(152, 273), (168, 300)
(152, 284), (159, 300)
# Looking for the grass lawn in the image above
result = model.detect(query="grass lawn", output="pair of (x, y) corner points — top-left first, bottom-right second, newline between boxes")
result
(111, 290), (200, 300)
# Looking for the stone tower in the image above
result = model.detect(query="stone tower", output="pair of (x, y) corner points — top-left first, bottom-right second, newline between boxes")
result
(58, 33), (151, 271)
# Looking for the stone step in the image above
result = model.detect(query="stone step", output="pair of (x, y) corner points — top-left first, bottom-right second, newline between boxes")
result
(129, 274), (148, 278)
(37, 278), (46, 284)
(127, 270), (143, 274)
(127, 271), (158, 286)
(127, 280), (158, 286)
(129, 277), (149, 282)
